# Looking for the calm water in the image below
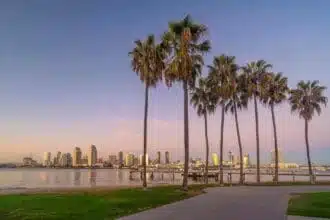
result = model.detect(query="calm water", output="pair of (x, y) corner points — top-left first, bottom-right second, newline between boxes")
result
(1, 168), (330, 189)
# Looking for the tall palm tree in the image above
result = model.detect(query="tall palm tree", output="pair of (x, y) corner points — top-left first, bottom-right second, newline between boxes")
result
(190, 78), (216, 184)
(162, 15), (210, 190)
(207, 55), (236, 185)
(224, 62), (248, 184)
(129, 35), (165, 188)
(289, 80), (327, 183)
(261, 72), (288, 183)
(241, 60), (272, 183)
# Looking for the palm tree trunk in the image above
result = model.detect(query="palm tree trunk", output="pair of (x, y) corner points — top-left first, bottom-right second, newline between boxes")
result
(253, 94), (260, 183)
(234, 101), (244, 184)
(219, 104), (225, 185)
(271, 103), (279, 184)
(203, 112), (210, 184)
(182, 80), (189, 191)
(305, 119), (313, 183)
(143, 84), (149, 188)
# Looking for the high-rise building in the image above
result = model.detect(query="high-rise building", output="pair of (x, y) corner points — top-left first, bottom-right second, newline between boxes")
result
(60, 153), (72, 167)
(125, 153), (134, 167)
(43, 152), (51, 166)
(118, 151), (124, 166)
(55, 151), (61, 166)
(109, 155), (117, 165)
(165, 151), (170, 164)
(73, 147), (82, 167)
(228, 151), (234, 165)
(88, 145), (97, 167)
(139, 154), (149, 166)
(156, 151), (161, 164)
(243, 154), (250, 168)
(235, 155), (240, 165)
(212, 153), (219, 166)
(271, 149), (284, 164)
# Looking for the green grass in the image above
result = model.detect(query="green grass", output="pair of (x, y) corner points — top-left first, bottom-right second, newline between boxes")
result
(287, 192), (330, 218)
(0, 185), (212, 220)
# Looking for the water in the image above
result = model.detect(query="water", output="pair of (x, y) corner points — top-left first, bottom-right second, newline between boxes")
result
(0, 168), (330, 189)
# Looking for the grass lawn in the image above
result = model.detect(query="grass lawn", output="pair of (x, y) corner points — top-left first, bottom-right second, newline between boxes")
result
(287, 192), (330, 218)
(0, 184), (212, 220)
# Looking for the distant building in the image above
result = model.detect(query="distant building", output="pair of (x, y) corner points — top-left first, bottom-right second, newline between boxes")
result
(271, 149), (284, 164)
(81, 154), (88, 165)
(60, 153), (72, 167)
(73, 147), (82, 167)
(133, 156), (139, 166)
(157, 151), (161, 164)
(125, 153), (134, 167)
(118, 151), (124, 166)
(165, 151), (170, 164)
(22, 157), (38, 167)
(243, 154), (250, 168)
(88, 145), (97, 167)
(55, 151), (61, 166)
(212, 153), (219, 166)
(109, 155), (117, 165)
(228, 151), (234, 165)
(139, 154), (149, 166)
(43, 152), (51, 166)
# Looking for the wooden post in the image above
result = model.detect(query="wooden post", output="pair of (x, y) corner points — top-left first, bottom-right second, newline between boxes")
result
(292, 171), (295, 182)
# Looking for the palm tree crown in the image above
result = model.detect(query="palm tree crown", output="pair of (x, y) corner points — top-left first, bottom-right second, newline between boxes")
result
(261, 72), (289, 106)
(129, 34), (165, 87)
(289, 80), (328, 120)
(162, 15), (211, 87)
(190, 78), (216, 116)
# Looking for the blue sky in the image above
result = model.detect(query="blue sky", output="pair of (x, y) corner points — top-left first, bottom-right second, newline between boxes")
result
(0, 0), (329, 164)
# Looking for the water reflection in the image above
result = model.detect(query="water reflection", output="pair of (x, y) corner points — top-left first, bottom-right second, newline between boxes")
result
(89, 169), (97, 187)
(74, 170), (81, 186)
(39, 172), (49, 184)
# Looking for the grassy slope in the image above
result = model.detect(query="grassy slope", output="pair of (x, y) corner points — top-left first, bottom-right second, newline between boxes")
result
(0, 185), (209, 220)
(287, 192), (330, 218)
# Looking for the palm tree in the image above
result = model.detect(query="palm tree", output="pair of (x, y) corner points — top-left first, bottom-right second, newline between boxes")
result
(190, 78), (216, 184)
(224, 61), (248, 184)
(129, 35), (165, 188)
(241, 60), (272, 183)
(207, 55), (236, 185)
(162, 15), (210, 190)
(289, 80), (327, 183)
(261, 73), (288, 183)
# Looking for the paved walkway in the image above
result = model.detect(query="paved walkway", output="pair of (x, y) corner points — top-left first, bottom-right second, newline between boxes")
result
(119, 185), (330, 220)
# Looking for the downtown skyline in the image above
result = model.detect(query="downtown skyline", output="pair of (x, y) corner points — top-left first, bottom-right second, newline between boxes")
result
(1, 1), (330, 164)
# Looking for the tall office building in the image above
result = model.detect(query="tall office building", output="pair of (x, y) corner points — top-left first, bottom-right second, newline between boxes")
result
(43, 152), (51, 166)
(243, 154), (250, 168)
(73, 147), (82, 167)
(139, 154), (149, 166)
(212, 153), (219, 166)
(88, 145), (97, 167)
(125, 153), (134, 167)
(108, 155), (117, 165)
(118, 151), (124, 166)
(271, 149), (284, 164)
(157, 151), (161, 164)
(165, 151), (170, 164)
(60, 153), (72, 167)
(56, 151), (61, 166)
(228, 151), (234, 165)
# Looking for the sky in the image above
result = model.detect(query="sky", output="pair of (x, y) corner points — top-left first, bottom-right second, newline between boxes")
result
(0, 0), (330, 164)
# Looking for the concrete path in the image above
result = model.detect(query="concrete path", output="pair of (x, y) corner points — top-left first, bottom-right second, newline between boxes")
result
(119, 186), (330, 220)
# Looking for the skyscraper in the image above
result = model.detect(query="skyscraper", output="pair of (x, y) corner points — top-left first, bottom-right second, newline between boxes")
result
(118, 151), (124, 166)
(243, 154), (250, 168)
(73, 147), (82, 167)
(139, 154), (149, 166)
(125, 153), (134, 167)
(43, 152), (51, 166)
(60, 153), (72, 167)
(271, 149), (284, 164)
(56, 151), (61, 166)
(165, 151), (170, 164)
(212, 153), (219, 166)
(108, 155), (117, 165)
(157, 151), (161, 164)
(88, 145), (97, 167)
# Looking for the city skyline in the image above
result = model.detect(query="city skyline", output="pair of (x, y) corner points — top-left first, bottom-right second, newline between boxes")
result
(1, 1), (330, 164)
